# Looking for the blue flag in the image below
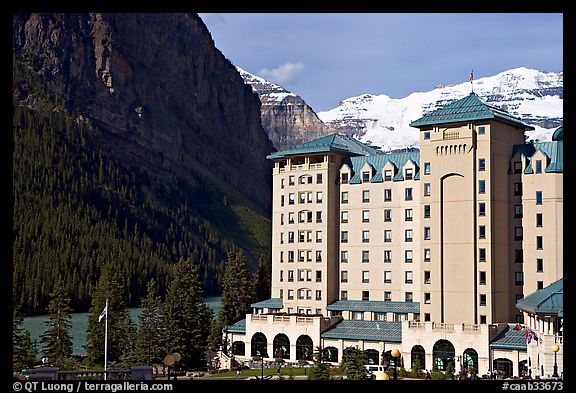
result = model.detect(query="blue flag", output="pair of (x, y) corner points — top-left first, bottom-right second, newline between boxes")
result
(98, 304), (108, 322)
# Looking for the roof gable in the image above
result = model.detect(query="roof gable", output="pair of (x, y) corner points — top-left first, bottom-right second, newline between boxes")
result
(267, 134), (382, 159)
(516, 278), (563, 315)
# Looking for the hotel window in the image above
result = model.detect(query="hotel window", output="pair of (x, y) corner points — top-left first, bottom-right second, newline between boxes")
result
(536, 191), (542, 205)
(424, 293), (431, 304)
(424, 227), (431, 240)
(405, 168), (413, 180)
(289, 193), (295, 205)
(384, 170), (393, 181)
(352, 312), (364, 320)
(405, 187), (413, 201)
(515, 249), (523, 263)
(280, 289), (283, 299)
(480, 294), (487, 306)
(362, 171), (371, 182)
(515, 294), (524, 303)
(424, 313), (431, 322)
(536, 213), (543, 227)
(424, 162), (431, 175)
(479, 180), (486, 194)
(384, 271), (392, 284)
(281, 213), (285, 225)
(341, 291), (348, 300)
(316, 211), (322, 223)
(341, 271), (348, 283)
(316, 191), (323, 203)
(537, 258), (544, 272)
(384, 250), (392, 262)
(307, 270), (312, 281)
(362, 230), (370, 243)
(404, 208), (413, 222)
(299, 231), (305, 243)
(362, 250), (370, 263)
(288, 270), (294, 282)
(362, 210), (370, 223)
(514, 227), (523, 241)
(299, 192), (306, 204)
(375, 312), (387, 321)
(424, 183), (431, 196)
(341, 231), (348, 243)
(537, 281), (544, 290)
(479, 158), (486, 171)
(281, 179), (285, 189)
(341, 211), (349, 223)
(341, 173), (349, 184)
(479, 225), (486, 239)
(317, 173), (323, 184)
(513, 161), (522, 174)
(537, 236), (543, 250)
(341, 251), (348, 263)
(298, 250), (305, 262)
(479, 271), (486, 285)
(479, 248), (486, 262)
(306, 192), (312, 203)
(362, 291), (370, 301)
(316, 231), (322, 243)
(362, 190), (370, 203)
(405, 250), (413, 263)
(385, 230), (392, 242)
(280, 233), (284, 244)
(405, 271), (413, 284)
(281, 195), (285, 206)
(280, 251), (284, 263)
(384, 189), (392, 201)
(384, 209), (392, 222)
(479, 202), (486, 216)
(514, 205), (523, 218)
(515, 272), (524, 286)
(424, 248), (431, 262)
(307, 250), (312, 261)
(478, 126), (485, 135)
(405, 229), (413, 242)
(316, 290), (322, 300)
(288, 212), (295, 224)
(424, 271), (431, 284)
(315, 250), (322, 262)
(279, 270), (283, 282)
(535, 160), (542, 174)
(424, 131), (431, 140)
(288, 232), (295, 243)
(341, 191), (349, 204)
(514, 183), (522, 196)
(287, 290), (294, 300)
(384, 292), (392, 301)
(298, 289), (304, 299)
(480, 315), (487, 324)
(362, 271), (370, 283)
(424, 205), (430, 218)
(289, 175), (295, 185)
(288, 251), (294, 262)
(405, 292), (413, 302)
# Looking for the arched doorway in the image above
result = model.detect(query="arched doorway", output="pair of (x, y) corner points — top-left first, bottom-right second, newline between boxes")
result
(494, 358), (513, 378)
(296, 335), (313, 360)
(382, 350), (393, 368)
(251, 333), (268, 357)
(462, 348), (478, 374)
(273, 334), (290, 359)
(325, 346), (338, 363)
(519, 360), (529, 377)
(411, 345), (426, 370)
(365, 349), (379, 365)
(232, 341), (245, 356)
(433, 339), (455, 371)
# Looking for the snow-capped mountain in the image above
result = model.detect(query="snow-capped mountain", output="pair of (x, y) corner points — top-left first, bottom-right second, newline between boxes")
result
(237, 67), (334, 150)
(318, 67), (562, 152)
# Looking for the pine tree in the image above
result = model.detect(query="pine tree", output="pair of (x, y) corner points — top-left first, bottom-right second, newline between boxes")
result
(255, 253), (271, 302)
(13, 306), (36, 373)
(219, 249), (255, 327)
(341, 347), (369, 380)
(85, 261), (132, 366)
(40, 275), (73, 368)
(164, 257), (213, 370)
(308, 346), (332, 380)
(135, 279), (164, 364)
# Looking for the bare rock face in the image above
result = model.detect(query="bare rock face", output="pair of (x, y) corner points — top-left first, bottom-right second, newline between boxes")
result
(237, 67), (334, 151)
(13, 13), (274, 210)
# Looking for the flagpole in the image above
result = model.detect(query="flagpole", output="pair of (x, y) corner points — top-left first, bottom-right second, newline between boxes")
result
(104, 299), (108, 381)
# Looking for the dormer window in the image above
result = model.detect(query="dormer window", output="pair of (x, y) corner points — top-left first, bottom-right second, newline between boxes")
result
(384, 170), (393, 181)
(405, 168), (413, 180)
(341, 173), (349, 184)
(362, 171), (370, 182)
(513, 161), (522, 174)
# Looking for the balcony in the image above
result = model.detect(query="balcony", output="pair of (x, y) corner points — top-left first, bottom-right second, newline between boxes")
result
(433, 322), (454, 331)
(443, 130), (460, 140)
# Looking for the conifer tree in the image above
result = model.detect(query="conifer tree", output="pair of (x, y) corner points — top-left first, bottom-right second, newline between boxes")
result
(13, 306), (36, 373)
(308, 346), (332, 380)
(85, 261), (131, 366)
(219, 249), (255, 327)
(341, 347), (369, 380)
(40, 275), (73, 368)
(135, 279), (164, 364)
(255, 252), (271, 302)
(164, 257), (213, 370)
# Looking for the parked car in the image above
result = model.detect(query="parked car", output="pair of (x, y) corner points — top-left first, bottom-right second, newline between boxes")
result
(364, 365), (388, 379)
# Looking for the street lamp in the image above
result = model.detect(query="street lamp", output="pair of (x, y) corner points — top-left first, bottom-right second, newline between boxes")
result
(552, 344), (560, 378)
(391, 349), (400, 381)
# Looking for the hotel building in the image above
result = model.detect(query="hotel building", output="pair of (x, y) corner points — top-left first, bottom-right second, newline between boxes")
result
(221, 93), (563, 378)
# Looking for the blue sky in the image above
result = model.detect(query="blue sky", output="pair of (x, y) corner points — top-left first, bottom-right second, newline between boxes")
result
(199, 13), (563, 112)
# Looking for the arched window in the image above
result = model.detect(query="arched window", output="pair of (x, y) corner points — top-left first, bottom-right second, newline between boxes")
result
(365, 349), (379, 365)
(296, 335), (313, 360)
(493, 358), (513, 378)
(273, 334), (290, 359)
(411, 345), (426, 370)
(433, 339), (455, 371)
(251, 333), (268, 358)
(463, 348), (478, 374)
(232, 341), (245, 356)
(325, 346), (338, 363)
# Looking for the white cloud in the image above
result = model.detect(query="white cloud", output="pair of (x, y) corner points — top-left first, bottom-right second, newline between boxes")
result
(258, 62), (305, 84)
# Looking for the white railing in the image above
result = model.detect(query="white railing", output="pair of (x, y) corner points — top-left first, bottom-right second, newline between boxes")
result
(432, 322), (454, 331)
(462, 323), (481, 332)
(408, 321), (425, 329)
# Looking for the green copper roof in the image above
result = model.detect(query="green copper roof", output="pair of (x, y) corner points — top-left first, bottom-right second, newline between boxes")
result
(267, 134), (382, 159)
(343, 152), (420, 184)
(321, 320), (402, 342)
(251, 298), (283, 309)
(223, 318), (246, 333)
(409, 92), (535, 130)
(327, 300), (420, 314)
(512, 141), (563, 173)
(490, 324), (527, 350)
(552, 126), (563, 141)
(516, 278), (563, 316)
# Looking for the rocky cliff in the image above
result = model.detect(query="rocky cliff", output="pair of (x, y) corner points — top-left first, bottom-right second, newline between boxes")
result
(237, 67), (334, 150)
